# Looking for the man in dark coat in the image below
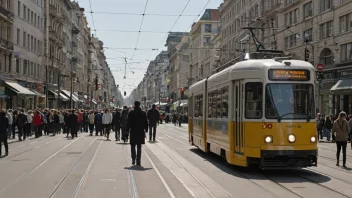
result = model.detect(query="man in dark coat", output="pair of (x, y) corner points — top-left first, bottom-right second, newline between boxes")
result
(112, 108), (121, 141)
(0, 109), (9, 156)
(17, 109), (27, 141)
(120, 106), (128, 142)
(147, 104), (160, 142)
(127, 101), (148, 166)
(67, 110), (78, 138)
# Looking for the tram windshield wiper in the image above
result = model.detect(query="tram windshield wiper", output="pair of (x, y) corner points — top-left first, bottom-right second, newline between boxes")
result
(277, 112), (309, 122)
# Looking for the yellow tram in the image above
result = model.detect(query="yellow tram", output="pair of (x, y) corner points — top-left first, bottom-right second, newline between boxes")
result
(188, 52), (318, 168)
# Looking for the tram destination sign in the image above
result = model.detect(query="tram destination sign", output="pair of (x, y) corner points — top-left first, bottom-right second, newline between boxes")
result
(268, 69), (310, 81)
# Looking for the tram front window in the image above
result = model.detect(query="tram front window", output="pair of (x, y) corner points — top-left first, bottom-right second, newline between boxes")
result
(265, 84), (315, 120)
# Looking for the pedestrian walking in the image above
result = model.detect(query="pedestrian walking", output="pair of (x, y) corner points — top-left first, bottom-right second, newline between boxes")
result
(26, 110), (33, 137)
(53, 110), (60, 136)
(17, 109), (27, 141)
(324, 115), (332, 141)
(178, 113), (182, 127)
(332, 111), (349, 167)
(95, 111), (103, 136)
(59, 111), (65, 134)
(316, 113), (324, 140)
(33, 110), (43, 138)
(77, 110), (83, 133)
(11, 110), (17, 139)
(64, 111), (69, 135)
(83, 111), (89, 132)
(88, 111), (95, 136)
(120, 106), (128, 142)
(112, 108), (121, 141)
(102, 109), (113, 140)
(0, 109), (9, 157)
(147, 104), (160, 142)
(127, 101), (148, 166)
(6, 110), (12, 139)
(67, 110), (78, 138)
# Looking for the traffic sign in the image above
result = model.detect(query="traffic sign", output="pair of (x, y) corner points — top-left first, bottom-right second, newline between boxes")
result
(316, 63), (324, 71)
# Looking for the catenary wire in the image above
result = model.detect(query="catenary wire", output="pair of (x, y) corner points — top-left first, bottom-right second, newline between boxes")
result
(131, 0), (150, 60)
(87, 11), (198, 17)
(88, 0), (97, 35)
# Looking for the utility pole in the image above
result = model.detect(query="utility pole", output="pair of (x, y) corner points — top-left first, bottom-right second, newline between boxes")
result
(45, 0), (49, 108)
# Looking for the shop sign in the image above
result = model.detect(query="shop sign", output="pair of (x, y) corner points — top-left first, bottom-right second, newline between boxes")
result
(37, 84), (44, 92)
(337, 68), (352, 79)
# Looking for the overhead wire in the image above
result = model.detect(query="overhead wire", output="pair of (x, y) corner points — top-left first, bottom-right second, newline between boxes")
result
(87, 11), (198, 17)
(185, 0), (211, 32)
(88, 0), (97, 35)
(131, 0), (150, 60)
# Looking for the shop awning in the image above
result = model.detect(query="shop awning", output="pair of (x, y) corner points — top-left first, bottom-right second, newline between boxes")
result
(32, 90), (46, 98)
(59, 93), (69, 101)
(61, 90), (79, 102)
(5, 81), (36, 96)
(330, 79), (352, 93)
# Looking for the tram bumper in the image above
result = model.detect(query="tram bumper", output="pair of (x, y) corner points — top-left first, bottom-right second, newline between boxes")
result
(260, 150), (317, 168)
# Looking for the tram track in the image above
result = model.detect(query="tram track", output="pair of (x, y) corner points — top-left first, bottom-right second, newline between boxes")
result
(48, 137), (99, 198)
(0, 136), (62, 165)
(0, 136), (83, 196)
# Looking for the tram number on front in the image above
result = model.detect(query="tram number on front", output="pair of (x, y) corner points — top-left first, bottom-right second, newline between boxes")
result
(268, 69), (310, 81)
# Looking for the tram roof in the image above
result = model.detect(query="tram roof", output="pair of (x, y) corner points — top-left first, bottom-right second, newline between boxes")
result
(189, 78), (206, 94)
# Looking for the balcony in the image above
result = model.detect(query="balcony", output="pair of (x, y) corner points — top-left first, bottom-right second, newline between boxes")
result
(0, 37), (14, 51)
(0, 5), (14, 23)
(49, 27), (64, 46)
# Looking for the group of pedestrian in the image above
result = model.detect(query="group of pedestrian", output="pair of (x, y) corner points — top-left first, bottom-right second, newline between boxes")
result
(318, 111), (352, 168)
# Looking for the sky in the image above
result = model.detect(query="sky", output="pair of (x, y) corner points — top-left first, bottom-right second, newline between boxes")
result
(76, 0), (223, 97)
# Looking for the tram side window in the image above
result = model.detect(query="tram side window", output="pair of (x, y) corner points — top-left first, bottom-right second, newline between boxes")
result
(199, 94), (203, 117)
(208, 92), (213, 118)
(216, 90), (222, 118)
(245, 82), (263, 119)
(194, 95), (199, 117)
(222, 87), (229, 118)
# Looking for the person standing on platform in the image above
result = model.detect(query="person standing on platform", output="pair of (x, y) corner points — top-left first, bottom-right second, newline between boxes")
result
(68, 110), (78, 139)
(127, 101), (148, 166)
(0, 109), (9, 156)
(77, 110), (83, 133)
(102, 109), (113, 140)
(83, 111), (89, 133)
(26, 110), (33, 137)
(112, 108), (121, 141)
(147, 104), (160, 142)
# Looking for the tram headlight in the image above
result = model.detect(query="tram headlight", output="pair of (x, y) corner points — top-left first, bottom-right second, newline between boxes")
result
(310, 136), (316, 143)
(264, 136), (273, 143)
(288, 134), (296, 143)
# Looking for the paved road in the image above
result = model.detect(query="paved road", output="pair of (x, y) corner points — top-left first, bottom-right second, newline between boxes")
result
(0, 124), (352, 198)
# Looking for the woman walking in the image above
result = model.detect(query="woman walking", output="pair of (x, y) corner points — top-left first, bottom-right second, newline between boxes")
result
(332, 111), (349, 167)
(88, 111), (95, 136)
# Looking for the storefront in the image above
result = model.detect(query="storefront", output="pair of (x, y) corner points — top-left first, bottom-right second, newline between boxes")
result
(2, 80), (36, 110)
(61, 90), (80, 109)
(322, 66), (352, 115)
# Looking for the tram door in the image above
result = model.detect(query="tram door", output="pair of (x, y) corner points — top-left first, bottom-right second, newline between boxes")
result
(234, 80), (244, 154)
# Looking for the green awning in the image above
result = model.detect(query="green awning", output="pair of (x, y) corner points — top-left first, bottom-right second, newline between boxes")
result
(5, 81), (36, 96)
(330, 79), (352, 93)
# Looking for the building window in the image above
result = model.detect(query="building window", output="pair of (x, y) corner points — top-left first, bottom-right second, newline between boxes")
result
(27, 34), (30, 49)
(303, 2), (313, 18)
(31, 11), (33, 24)
(340, 13), (352, 33)
(15, 58), (20, 73)
(27, 8), (30, 22)
(245, 82), (263, 119)
(23, 32), (26, 47)
(320, 0), (332, 12)
(341, 43), (352, 63)
(203, 36), (211, 45)
(320, 48), (334, 66)
(31, 36), (33, 51)
(23, 60), (27, 75)
(303, 28), (313, 42)
(18, 1), (21, 17)
(16, 29), (20, 45)
(320, 21), (333, 39)
(284, 35), (297, 49)
(34, 13), (36, 26)
(204, 24), (212, 33)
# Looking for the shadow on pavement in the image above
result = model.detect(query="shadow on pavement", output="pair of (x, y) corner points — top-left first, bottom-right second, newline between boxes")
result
(189, 148), (331, 184)
(124, 166), (153, 171)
